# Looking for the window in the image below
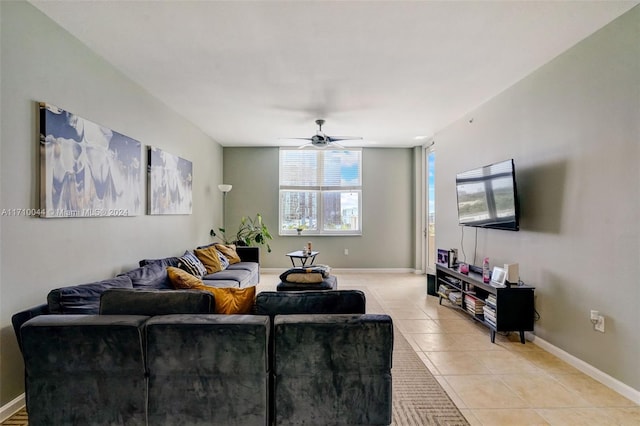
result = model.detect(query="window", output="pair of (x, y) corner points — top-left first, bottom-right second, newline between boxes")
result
(279, 148), (362, 235)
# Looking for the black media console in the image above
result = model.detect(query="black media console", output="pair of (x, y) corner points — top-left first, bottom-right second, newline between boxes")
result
(435, 264), (535, 344)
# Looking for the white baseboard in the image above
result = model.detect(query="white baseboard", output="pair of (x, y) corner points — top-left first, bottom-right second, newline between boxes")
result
(0, 393), (25, 422)
(261, 267), (417, 274)
(527, 332), (640, 405)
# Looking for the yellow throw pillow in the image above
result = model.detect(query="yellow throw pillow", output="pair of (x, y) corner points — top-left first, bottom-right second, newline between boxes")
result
(207, 286), (256, 314)
(167, 266), (204, 289)
(214, 244), (241, 264)
(194, 245), (223, 274)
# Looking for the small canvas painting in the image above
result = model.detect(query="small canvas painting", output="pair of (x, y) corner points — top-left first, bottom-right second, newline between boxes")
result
(39, 102), (142, 218)
(147, 147), (193, 215)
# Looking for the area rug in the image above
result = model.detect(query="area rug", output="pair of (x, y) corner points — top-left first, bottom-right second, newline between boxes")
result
(360, 286), (469, 426)
(390, 325), (469, 425)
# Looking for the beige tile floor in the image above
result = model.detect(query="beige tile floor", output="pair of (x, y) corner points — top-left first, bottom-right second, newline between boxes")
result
(259, 271), (640, 426)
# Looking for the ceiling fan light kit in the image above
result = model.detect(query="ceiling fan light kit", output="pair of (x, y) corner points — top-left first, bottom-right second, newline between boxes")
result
(284, 119), (363, 149)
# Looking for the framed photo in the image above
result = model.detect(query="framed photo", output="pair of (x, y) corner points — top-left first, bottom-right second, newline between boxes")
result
(490, 266), (507, 286)
(437, 249), (449, 266)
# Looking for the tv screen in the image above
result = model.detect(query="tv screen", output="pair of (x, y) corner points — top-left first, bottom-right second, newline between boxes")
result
(455, 159), (520, 231)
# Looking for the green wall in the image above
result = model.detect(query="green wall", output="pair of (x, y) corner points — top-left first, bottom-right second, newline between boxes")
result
(435, 6), (640, 392)
(223, 147), (416, 269)
(0, 1), (224, 405)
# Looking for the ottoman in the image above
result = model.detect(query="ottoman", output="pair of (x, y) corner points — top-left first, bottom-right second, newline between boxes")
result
(277, 275), (338, 292)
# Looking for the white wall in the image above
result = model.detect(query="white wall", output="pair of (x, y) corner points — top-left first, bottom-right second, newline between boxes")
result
(435, 7), (639, 391)
(0, 1), (224, 405)
(222, 147), (416, 269)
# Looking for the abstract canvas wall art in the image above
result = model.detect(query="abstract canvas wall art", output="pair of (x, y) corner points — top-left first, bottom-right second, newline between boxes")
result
(39, 102), (142, 218)
(147, 147), (193, 215)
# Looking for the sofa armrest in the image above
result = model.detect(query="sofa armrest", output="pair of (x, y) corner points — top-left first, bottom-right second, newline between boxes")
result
(236, 246), (260, 264)
(11, 303), (50, 354)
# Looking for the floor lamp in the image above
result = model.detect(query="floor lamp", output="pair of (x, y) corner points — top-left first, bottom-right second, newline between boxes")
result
(218, 184), (232, 228)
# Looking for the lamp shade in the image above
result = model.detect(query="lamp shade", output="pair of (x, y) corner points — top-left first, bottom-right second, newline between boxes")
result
(218, 184), (232, 193)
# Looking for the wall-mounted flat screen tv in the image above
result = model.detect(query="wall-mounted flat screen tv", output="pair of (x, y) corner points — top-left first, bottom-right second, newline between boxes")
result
(455, 159), (520, 231)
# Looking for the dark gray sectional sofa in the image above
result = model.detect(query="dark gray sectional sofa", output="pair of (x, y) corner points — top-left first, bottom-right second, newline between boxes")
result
(12, 246), (260, 350)
(13, 253), (394, 426)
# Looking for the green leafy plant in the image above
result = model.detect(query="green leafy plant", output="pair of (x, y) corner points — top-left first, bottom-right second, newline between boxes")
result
(210, 213), (273, 253)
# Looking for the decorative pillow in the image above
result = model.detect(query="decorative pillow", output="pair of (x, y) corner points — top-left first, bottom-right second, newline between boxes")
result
(207, 286), (256, 314)
(214, 244), (241, 264)
(167, 266), (204, 289)
(178, 251), (207, 278)
(218, 251), (230, 270)
(194, 245), (225, 274)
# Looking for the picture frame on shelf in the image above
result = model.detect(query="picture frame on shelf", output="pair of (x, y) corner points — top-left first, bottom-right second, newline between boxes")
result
(490, 266), (507, 287)
(437, 249), (449, 266)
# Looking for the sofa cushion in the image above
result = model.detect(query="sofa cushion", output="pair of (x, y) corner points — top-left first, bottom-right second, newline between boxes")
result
(177, 251), (207, 278)
(119, 261), (172, 290)
(47, 275), (134, 314)
(167, 267), (256, 314)
(254, 290), (366, 317)
(226, 261), (259, 273)
(194, 245), (225, 274)
(214, 244), (241, 264)
(273, 314), (393, 425)
(145, 314), (269, 425)
(21, 314), (148, 425)
(203, 269), (251, 283)
(99, 289), (215, 315)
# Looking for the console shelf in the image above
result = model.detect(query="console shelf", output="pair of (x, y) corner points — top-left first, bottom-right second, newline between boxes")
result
(435, 264), (535, 343)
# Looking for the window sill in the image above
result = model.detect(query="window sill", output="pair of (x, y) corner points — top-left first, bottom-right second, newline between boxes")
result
(280, 233), (362, 237)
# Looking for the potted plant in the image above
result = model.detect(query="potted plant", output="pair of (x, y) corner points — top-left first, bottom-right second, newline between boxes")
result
(210, 213), (273, 253)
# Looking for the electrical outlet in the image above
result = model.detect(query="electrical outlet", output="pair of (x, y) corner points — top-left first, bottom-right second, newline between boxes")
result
(344, 248), (349, 255)
(595, 315), (605, 333)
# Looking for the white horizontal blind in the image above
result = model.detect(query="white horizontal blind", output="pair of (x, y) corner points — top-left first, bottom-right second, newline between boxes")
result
(279, 148), (362, 235)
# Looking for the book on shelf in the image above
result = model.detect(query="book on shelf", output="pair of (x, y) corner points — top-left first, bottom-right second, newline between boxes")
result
(485, 294), (497, 308)
(464, 294), (485, 314)
(448, 291), (462, 305)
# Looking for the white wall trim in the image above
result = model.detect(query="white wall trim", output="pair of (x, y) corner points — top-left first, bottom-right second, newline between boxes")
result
(527, 333), (640, 405)
(0, 394), (25, 423)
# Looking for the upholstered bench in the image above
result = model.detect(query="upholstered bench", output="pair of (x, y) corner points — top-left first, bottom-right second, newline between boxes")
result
(276, 275), (338, 292)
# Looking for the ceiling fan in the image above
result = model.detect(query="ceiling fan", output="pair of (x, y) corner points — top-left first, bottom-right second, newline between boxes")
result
(286, 119), (363, 149)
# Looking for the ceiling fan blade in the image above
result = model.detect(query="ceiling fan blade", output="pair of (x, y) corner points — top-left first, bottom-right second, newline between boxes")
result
(329, 141), (346, 149)
(297, 143), (314, 149)
(278, 137), (313, 141)
(327, 136), (363, 142)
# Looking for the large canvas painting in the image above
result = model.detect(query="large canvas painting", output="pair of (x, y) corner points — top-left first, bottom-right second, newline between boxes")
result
(39, 102), (142, 218)
(147, 147), (193, 215)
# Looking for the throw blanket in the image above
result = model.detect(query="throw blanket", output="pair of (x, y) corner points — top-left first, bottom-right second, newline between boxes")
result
(280, 265), (332, 284)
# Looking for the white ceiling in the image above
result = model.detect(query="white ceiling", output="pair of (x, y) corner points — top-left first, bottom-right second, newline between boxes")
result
(30, 0), (637, 148)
